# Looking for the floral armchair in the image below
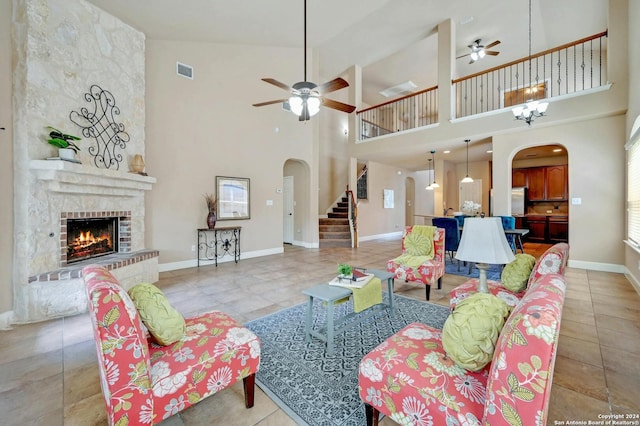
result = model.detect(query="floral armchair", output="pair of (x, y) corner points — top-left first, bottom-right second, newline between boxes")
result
(358, 273), (566, 425)
(387, 226), (445, 300)
(83, 265), (261, 425)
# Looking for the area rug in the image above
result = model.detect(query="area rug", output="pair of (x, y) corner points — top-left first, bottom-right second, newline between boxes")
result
(245, 294), (450, 425)
(444, 257), (502, 280)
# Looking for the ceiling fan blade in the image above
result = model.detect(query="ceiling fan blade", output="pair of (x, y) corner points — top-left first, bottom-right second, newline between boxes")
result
(322, 98), (356, 113)
(456, 53), (471, 59)
(316, 77), (349, 95)
(252, 99), (288, 107)
(261, 78), (292, 92)
(485, 40), (501, 49)
(486, 50), (500, 56)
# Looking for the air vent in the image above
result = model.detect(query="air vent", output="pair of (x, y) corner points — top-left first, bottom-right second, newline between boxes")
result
(176, 62), (194, 80)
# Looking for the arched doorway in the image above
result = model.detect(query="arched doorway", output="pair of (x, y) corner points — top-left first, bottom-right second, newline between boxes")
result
(511, 144), (569, 244)
(283, 159), (311, 246)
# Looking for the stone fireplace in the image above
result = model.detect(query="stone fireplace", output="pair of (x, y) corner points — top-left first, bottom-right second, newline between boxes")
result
(14, 160), (158, 323)
(10, 0), (150, 325)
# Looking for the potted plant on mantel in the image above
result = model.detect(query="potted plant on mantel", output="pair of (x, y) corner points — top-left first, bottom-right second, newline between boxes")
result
(204, 193), (217, 229)
(46, 126), (81, 161)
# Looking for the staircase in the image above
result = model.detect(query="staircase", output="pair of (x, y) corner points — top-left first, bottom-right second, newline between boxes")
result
(319, 196), (352, 248)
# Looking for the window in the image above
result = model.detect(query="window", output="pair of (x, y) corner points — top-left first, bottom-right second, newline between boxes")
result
(628, 133), (640, 247)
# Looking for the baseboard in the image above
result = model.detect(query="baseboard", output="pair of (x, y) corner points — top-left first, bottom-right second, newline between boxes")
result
(292, 240), (319, 248)
(625, 268), (640, 296)
(0, 310), (15, 330)
(159, 247), (284, 272)
(359, 231), (403, 242)
(567, 259), (625, 273)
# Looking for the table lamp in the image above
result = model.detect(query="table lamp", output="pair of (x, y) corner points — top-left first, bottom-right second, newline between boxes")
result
(455, 217), (515, 293)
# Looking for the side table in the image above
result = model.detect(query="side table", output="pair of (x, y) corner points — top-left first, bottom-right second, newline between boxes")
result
(197, 226), (241, 267)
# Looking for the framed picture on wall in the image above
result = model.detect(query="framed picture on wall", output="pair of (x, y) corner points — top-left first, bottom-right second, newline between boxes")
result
(216, 176), (250, 220)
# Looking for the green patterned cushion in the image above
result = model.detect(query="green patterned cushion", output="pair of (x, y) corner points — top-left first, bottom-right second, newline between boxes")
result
(442, 293), (510, 371)
(128, 283), (186, 345)
(501, 253), (536, 293)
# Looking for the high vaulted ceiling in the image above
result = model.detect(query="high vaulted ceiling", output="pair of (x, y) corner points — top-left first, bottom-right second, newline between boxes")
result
(86, 0), (608, 166)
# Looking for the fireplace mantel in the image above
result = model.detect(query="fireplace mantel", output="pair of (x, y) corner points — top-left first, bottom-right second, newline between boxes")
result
(30, 159), (156, 196)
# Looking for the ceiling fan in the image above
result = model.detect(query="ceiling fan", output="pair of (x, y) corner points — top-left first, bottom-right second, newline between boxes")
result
(252, 0), (356, 121)
(457, 39), (501, 64)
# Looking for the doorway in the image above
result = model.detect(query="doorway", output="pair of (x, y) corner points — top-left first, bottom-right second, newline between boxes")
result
(511, 144), (569, 244)
(405, 177), (415, 226)
(283, 175), (294, 244)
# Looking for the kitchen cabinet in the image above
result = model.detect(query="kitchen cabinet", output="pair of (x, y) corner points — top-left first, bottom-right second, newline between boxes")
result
(548, 216), (569, 243)
(527, 168), (546, 201)
(526, 215), (547, 242)
(512, 165), (568, 201)
(546, 165), (568, 200)
(514, 216), (526, 229)
(512, 169), (528, 187)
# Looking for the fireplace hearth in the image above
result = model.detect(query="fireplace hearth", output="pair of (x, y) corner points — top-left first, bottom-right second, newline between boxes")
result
(67, 217), (118, 263)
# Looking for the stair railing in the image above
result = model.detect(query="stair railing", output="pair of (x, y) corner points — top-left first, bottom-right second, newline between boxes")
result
(346, 186), (358, 248)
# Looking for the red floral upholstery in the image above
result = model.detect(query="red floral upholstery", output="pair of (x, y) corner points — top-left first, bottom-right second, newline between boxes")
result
(84, 265), (261, 425)
(449, 243), (569, 309)
(358, 273), (566, 425)
(449, 279), (524, 308)
(386, 226), (445, 300)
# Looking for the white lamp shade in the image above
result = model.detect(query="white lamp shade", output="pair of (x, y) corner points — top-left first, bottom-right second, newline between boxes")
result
(537, 101), (549, 113)
(455, 217), (515, 265)
(289, 96), (303, 116)
(307, 96), (320, 116)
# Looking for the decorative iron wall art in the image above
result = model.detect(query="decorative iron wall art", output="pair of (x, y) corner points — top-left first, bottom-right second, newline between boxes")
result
(70, 85), (130, 170)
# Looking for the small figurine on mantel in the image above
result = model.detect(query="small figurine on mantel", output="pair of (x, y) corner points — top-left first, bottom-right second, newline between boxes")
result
(129, 154), (147, 175)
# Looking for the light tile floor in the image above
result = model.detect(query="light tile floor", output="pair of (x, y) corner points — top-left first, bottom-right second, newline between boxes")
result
(1, 238), (639, 425)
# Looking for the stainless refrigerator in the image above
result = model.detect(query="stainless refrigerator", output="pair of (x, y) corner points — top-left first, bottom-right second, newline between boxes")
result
(511, 187), (527, 215)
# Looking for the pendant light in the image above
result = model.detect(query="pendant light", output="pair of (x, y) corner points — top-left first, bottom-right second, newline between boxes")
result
(426, 157), (434, 190)
(430, 150), (440, 188)
(461, 139), (474, 183)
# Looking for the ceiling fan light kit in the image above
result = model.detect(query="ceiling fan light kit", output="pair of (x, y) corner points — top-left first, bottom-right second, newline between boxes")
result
(252, 0), (355, 121)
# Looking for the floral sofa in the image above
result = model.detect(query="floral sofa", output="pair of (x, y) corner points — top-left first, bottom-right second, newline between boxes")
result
(450, 242), (569, 308)
(358, 271), (566, 425)
(386, 226), (446, 300)
(83, 265), (261, 425)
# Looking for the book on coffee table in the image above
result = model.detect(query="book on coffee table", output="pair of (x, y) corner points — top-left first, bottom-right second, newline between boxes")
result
(329, 273), (375, 289)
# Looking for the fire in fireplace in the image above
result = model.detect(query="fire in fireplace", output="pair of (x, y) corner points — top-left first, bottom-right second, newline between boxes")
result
(67, 217), (119, 263)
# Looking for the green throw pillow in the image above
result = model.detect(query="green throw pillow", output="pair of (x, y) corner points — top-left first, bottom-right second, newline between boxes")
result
(442, 293), (510, 371)
(128, 283), (186, 345)
(501, 253), (536, 293)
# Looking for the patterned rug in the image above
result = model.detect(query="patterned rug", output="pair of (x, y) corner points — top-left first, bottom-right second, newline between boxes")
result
(245, 294), (450, 425)
(443, 257), (503, 280)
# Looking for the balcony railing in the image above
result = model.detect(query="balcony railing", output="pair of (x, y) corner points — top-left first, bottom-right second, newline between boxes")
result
(357, 86), (438, 140)
(454, 31), (608, 118)
(356, 31), (608, 139)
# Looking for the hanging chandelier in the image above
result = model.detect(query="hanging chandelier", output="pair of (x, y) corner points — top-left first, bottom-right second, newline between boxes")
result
(512, 0), (549, 126)
(426, 157), (434, 190)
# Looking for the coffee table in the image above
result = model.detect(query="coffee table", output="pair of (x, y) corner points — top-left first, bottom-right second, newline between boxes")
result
(303, 269), (395, 355)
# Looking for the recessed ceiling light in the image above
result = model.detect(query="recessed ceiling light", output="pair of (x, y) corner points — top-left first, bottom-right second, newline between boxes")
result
(443, 150), (451, 154)
(486, 150), (493, 153)
(553, 148), (562, 152)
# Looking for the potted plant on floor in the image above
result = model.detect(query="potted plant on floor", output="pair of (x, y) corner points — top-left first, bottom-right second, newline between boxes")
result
(46, 126), (81, 161)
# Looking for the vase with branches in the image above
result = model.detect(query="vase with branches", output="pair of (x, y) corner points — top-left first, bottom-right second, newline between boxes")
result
(204, 193), (217, 229)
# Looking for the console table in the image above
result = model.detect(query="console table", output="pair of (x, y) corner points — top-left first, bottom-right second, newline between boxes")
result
(197, 226), (241, 267)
